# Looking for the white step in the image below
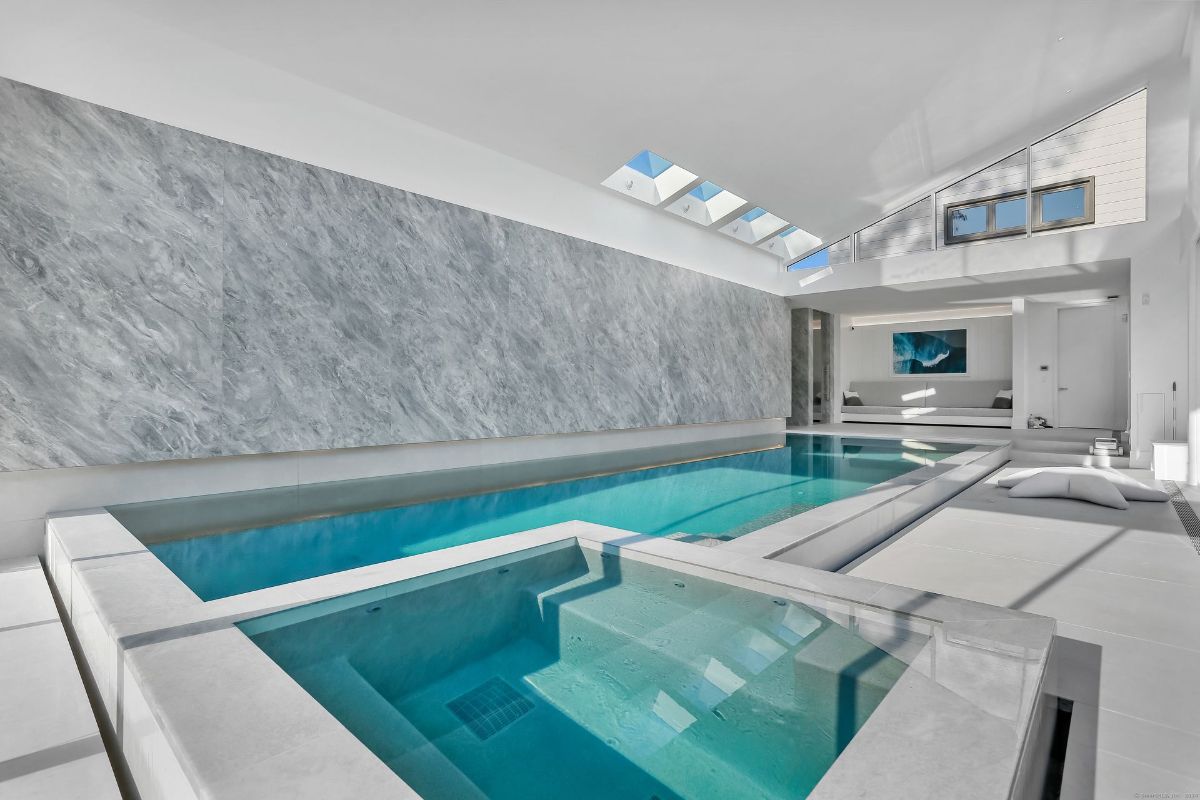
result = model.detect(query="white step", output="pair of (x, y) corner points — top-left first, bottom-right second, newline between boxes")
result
(0, 558), (121, 800)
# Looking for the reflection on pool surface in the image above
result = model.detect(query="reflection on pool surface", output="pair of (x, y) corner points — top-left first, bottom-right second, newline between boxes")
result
(242, 545), (911, 800)
(139, 434), (975, 599)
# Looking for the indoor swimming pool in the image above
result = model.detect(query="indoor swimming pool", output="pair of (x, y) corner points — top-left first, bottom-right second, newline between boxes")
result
(241, 544), (910, 800)
(123, 434), (976, 600)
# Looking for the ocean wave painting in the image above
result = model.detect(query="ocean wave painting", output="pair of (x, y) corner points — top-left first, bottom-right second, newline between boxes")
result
(892, 329), (967, 375)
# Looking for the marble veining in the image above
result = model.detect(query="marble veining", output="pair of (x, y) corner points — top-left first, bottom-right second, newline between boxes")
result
(0, 77), (789, 471)
(789, 308), (812, 426)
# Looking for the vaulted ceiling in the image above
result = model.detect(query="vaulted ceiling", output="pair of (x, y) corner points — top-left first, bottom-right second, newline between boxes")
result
(107, 0), (1190, 244)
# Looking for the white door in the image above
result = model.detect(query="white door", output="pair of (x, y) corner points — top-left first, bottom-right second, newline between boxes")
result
(1057, 305), (1120, 429)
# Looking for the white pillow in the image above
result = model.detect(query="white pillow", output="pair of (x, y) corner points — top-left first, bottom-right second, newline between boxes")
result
(1008, 471), (1129, 509)
(844, 390), (860, 400)
(997, 467), (1167, 502)
(995, 389), (1013, 399)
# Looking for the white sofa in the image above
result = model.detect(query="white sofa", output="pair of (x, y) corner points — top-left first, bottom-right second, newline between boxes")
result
(841, 379), (1013, 427)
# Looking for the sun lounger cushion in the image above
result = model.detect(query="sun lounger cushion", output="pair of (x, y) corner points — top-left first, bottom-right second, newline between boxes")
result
(1007, 471), (1129, 509)
(998, 467), (1168, 502)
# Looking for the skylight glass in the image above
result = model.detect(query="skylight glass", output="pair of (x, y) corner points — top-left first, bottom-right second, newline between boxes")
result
(761, 225), (822, 260)
(626, 149), (674, 179)
(787, 247), (830, 271)
(602, 149), (698, 207)
(666, 179), (747, 227)
(601, 149), (809, 253)
(719, 207), (788, 244)
(688, 181), (724, 201)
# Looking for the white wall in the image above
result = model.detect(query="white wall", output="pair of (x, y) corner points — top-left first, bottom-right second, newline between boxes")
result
(841, 314), (1013, 389)
(794, 58), (1189, 466)
(1186, 7), (1200, 484)
(1031, 89), (1147, 230)
(0, 0), (781, 292)
(1015, 298), (1130, 429)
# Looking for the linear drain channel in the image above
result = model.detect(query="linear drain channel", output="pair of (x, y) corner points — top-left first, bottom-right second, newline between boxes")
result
(447, 677), (534, 740)
(1164, 481), (1200, 556)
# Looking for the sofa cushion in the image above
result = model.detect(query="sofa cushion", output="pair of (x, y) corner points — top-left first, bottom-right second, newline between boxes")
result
(848, 380), (927, 407)
(842, 405), (1011, 418)
(924, 380), (1012, 409)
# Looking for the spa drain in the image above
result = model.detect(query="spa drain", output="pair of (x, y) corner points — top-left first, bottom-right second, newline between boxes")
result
(447, 677), (534, 741)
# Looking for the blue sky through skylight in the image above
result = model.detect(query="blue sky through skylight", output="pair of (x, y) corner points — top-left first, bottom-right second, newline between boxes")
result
(740, 207), (767, 222)
(776, 226), (798, 238)
(688, 181), (725, 201)
(625, 150), (674, 179)
(787, 247), (830, 271)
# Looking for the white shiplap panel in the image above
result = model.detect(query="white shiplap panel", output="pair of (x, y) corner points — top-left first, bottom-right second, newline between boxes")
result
(937, 168), (1028, 201)
(828, 236), (852, 266)
(838, 91), (1146, 263)
(856, 197), (933, 260)
(1031, 89), (1146, 228)
(1030, 122), (1145, 159)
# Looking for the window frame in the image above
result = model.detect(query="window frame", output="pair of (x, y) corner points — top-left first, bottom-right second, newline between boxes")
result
(1031, 177), (1096, 233)
(942, 176), (1095, 245)
(943, 188), (1027, 245)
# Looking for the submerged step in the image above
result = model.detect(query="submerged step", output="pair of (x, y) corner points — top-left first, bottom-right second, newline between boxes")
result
(292, 656), (487, 799)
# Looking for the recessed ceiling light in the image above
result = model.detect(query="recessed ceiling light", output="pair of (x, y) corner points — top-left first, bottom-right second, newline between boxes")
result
(1057, 35), (1064, 42)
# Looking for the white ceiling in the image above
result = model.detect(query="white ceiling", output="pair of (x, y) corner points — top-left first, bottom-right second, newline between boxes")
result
(794, 259), (1131, 314)
(107, 0), (1190, 244)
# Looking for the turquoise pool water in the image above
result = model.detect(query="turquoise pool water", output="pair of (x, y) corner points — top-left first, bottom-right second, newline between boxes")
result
(147, 434), (973, 600)
(243, 546), (909, 799)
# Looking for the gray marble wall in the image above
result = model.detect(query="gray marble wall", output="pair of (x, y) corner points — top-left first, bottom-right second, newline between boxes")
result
(0, 78), (789, 471)
(787, 308), (812, 426)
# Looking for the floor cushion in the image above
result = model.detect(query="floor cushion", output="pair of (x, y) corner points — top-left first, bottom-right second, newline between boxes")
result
(997, 467), (1168, 502)
(1007, 471), (1129, 509)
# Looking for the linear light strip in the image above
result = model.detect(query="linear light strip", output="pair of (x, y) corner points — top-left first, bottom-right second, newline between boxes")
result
(849, 305), (1013, 327)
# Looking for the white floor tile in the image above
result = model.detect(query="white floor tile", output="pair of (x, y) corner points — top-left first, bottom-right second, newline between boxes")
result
(1055, 622), (1200, 736)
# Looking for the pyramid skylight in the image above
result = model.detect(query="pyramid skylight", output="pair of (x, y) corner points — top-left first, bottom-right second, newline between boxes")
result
(602, 149), (812, 260)
(759, 225), (822, 260)
(664, 181), (748, 226)
(601, 150), (697, 206)
(718, 207), (789, 245)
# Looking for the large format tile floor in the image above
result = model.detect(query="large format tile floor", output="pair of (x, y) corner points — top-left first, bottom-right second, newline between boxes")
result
(847, 455), (1200, 798)
(0, 558), (120, 799)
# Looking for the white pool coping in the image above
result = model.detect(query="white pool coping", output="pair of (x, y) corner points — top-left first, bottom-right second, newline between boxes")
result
(724, 434), (1012, 569)
(46, 509), (1053, 800)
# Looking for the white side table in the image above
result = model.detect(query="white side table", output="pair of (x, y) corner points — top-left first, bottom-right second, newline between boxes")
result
(1151, 441), (1188, 482)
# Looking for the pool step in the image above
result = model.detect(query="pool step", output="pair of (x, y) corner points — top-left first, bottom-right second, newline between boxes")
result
(535, 583), (900, 720)
(524, 660), (782, 800)
(523, 585), (906, 798)
(292, 657), (487, 800)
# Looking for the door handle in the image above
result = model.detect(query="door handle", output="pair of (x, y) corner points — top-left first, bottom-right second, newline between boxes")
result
(1058, 387), (1069, 391)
